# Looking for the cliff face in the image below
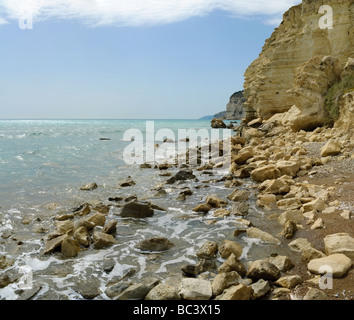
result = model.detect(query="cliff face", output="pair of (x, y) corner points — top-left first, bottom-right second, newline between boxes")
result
(244, 0), (354, 131)
(225, 91), (246, 120)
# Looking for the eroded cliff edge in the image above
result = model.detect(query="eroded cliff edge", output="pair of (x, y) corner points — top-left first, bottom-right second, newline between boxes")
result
(243, 0), (354, 132)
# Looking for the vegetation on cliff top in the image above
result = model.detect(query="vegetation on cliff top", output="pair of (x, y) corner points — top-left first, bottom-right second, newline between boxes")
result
(324, 74), (354, 125)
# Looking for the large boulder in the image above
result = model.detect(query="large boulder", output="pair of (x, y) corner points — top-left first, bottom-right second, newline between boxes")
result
(211, 118), (227, 129)
(275, 160), (300, 177)
(251, 165), (281, 182)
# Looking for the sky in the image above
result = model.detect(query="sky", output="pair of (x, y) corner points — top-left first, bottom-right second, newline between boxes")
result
(0, 0), (301, 119)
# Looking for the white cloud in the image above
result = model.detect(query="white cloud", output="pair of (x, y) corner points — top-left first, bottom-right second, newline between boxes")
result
(0, 0), (301, 27)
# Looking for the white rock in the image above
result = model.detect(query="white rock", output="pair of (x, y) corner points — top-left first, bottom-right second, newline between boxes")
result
(324, 233), (354, 259)
(307, 254), (352, 278)
(179, 278), (212, 300)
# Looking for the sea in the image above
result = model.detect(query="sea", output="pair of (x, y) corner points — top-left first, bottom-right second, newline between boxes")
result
(0, 119), (285, 300)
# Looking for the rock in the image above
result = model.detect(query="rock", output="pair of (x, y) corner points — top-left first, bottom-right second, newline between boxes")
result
(115, 277), (160, 300)
(322, 206), (337, 215)
(105, 281), (132, 299)
(137, 237), (174, 252)
(118, 176), (136, 187)
(0, 274), (11, 289)
(278, 210), (303, 226)
(196, 241), (218, 259)
(233, 150), (254, 165)
(205, 195), (228, 208)
(61, 238), (81, 258)
(103, 259), (115, 273)
(307, 254), (352, 278)
(246, 260), (281, 281)
(311, 218), (324, 230)
(218, 253), (247, 277)
(258, 178), (290, 195)
(302, 198), (326, 212)
(227, 189), (249, 202)
(230, 202), (249, 216)
(192, 203), (212, 214)
(54, 213), (75, 221)
(246, 227), (281, 245)
(79, 182), (98, 191)
(324, 233), (354, 258)
(0, 255), (14, 270)
(93, 231), (118, 249)
(102, 220), (118, 234)
(275, 160), (300, 177)
(321, 140), (342, 157)
(145, 283), (181, 300)
(73, 203), (91, 216)
(303, 288), (328, 300)
(55, 220), (74, 234)
(257, 194), (277, 210)
(288, 238), (313, 253)
(281, 220), (298, 239)
(178, 278), (212, 300)
(250, 279), (271, 300)
(251, 165), (281, 182)
(140, 163), (152, 169)
(301, 248), (326, 263)
(181, 259), (217, 277)
(73, 226), (90, 247)
(275, 275), (302, 289)
(43, 234), (69, 255)
(267, 255), (294, 272)
(243, 128), (264, 140)
(74, 219), (95, 231)
(213, 209), (230, 218)
(87, 213), (106, 227)
(73, 278), (101, 299)
(91, 203), (110, 214)
(211, 118), (227, 129)
(174, 169), (196, 181)
(121, 201), (154, 218)
(215, 283), (252, 300)
(219, 240), (243, 259)
(211, 271), (241, 296)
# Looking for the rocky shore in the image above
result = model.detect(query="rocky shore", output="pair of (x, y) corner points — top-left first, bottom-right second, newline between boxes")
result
(1, 115), (353, 300)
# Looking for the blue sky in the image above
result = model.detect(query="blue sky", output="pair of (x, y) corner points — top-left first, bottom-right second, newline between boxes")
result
(0, 1), (300, 119)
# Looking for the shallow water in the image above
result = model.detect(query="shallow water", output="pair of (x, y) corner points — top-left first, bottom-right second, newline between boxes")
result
(0, 119), (288, 300)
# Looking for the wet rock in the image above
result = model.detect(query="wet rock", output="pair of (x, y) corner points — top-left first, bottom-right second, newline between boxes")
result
(0, 274), (11, 288)
(102, 219), (117, 234)
(250, 279), (271, 300)
(324, 233), (354, 258)
(178, 278), (212, 300)
(213, 209), (230, 218)
(275, 275), (302, 289)
(206, 195), (228, 208)
(79, 182), (98, 191)
(246, 260), (281, 281)
(16, 284), (42, 300)
(73, 203), (91, 216)
(212, 271), (241, 296)
(0, 255), (14, 270)
(192, 203), (212, 214)
(87, 213), (106, 227)
(137, 237), (174, 252)
(54, 214), (75, 221)
(145, 283), (181, 300)
(55, 220), (74, 234)
(219, 240), (243, 259)
(230, 202), (249, 217)
(182, 259), (217, 277)
(91, 203), (110, 214)
(43, 234), (69, 255)
(105, 281), (132, 299)
(115, 277), (160, 300)
(211, 118), (227, 129)
(307, 254), (352, 278)
(74, 219), (95, 231)
(215, 283), (252, 300)
(196, 241), (218, 259)
(73, 278), (101, 299)
(218, 253), (247, 277)
(118, 176), (136, 187)
(174, 169), (196, 181)
(246, 227), (281, 245)
(121, 201), (154, 218)
(103, 259), (115, 273)
(93, 231), (118, 249)
(281, 220), (298, 239)
(61, 238), (81, 258)
(140, 163), (152, 169)
(303, 288), (328, 300)
(227, 189), (249, 202)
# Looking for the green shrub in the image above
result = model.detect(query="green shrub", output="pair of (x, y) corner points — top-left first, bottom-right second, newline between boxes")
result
(324, 74), (354, 125)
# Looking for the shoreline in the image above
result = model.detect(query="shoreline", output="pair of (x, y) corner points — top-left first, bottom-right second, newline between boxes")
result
(0, 119), (353, 300)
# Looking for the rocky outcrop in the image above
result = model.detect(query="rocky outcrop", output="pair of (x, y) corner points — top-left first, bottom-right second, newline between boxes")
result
(244, 0), (354, 131)
(225, 91), (246, 120)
